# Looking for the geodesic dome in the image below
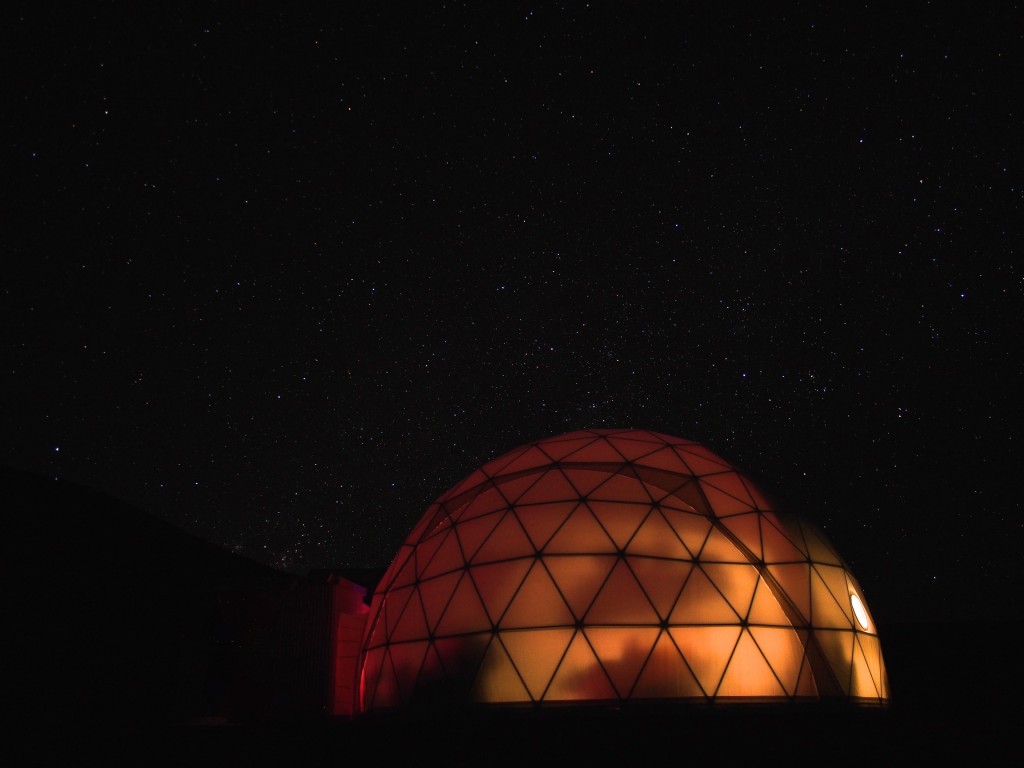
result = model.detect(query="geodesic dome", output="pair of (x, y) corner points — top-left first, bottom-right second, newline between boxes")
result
(358, 429), (889, 711)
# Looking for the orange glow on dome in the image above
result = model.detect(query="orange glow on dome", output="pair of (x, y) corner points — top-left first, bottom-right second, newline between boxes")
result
(357, 429), (889, 711)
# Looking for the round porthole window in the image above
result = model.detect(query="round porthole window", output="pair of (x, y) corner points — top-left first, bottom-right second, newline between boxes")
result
(850, 592), (870, 630)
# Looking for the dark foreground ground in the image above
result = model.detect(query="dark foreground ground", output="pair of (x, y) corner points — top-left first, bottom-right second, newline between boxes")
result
(27, 620), (1021, 767)
(34, 694), (1016, 767)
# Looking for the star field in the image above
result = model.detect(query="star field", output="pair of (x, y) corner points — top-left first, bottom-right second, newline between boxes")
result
(5, 3), (1022, 624)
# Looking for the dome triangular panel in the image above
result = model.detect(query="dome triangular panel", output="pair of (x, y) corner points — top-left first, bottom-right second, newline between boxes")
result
(718, 629), (787, 698)
(544, 555), (616, 620)
(501, 629), (575, 701)
(586, 626), (660, 698)
(469, 559), (532, 626)
(473, 637), (531, 703)
(632, 630), (704, 699)
(585, 559), (660, 625)
(545, 504), (617, 554)
(626, 510), (691, 559)
(588, 500), (650, 550)
(471, 511), (533, 564)
(546, 631), (619, 702)
(500, 561), (574, 628)
(435, 573), (491, 637)
(626, 557), (692, 620)
(670, 626), (741, 697)
(514, 501), (577, 550)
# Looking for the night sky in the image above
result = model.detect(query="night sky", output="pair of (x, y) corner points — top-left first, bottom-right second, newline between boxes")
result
(6, 3), (1021, 626)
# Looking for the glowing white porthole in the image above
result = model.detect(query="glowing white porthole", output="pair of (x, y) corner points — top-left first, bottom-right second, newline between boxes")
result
(850, 592), (870, 630)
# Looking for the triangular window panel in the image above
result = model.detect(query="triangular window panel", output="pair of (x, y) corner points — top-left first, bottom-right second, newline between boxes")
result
(669, 626), (741, 697)
(700, 473), (755, 508)
(698, 526), (748, 563)
(433, 633), (490, 688)
(699, 479), (754, 516)
(661, 508), (710, 557)
(493, 471), (546, 505)
(387, 589), (428, 643)
(747, 578), (795, 626)
(794, 652), (819, 699)
(670, 567), (741, 624)
(416, 642), (447, 689)
(636, 473), (690, 506)
(562, 438), (628, 464)
(383, 585), (416, 637)
(412, 535), (445, 581)
(720, 513), (763, 561)
(632, 630), (704, 699)
(857, 633), (886, 698)
(420, 508), (455, 541)
(500, 628), (575, 701)
(514, 501), (576, 551)
(608, 437), (665, 463)
(435, 572), (491, 637)
(462, 485), (512, 520)
(653, 479), (705, 513)
(369, 648), (402, 709)
(588, 500), (650, 550)
(420, 532), (467, 580)
(585, 626), (659, 698)
(388, 640), (430, 698)
(516, 469), (579, 505)
(851, 635), (882, 699)
(496, 446), (553, 477)
(635, 447), (688, 474)
(545, 631), (618, 702)
(538, 437), (603, 462)
(717, 629), (786, 698)
(471, 511), (533, 564)
(500, 561), (575, 628)
(454, 512), (504, 564)
(799, 521), (843, 566)
(625, 557), (692, 620)
(703, 562), (759, 619)
(588, 471), (651, 504)
(815, 564), (855, 625)
(562, 467), (617, 497)
(469, 559), (532, 626)
(544, 504), (617, 554)
(816, 628), (855, 695)
(760, 516), (810, 563)
(673, 446), (732, 475)
(436, 495), (486, 528)
(810, 568), (853, 629)
(420, 571), (462, 635)
(585, 559), (660, 625)
(544, 554), (616, 621)
(748, 626), (806, 696)
(472, 636), (531, 704)
(767, 563), (812, 623)
(625, 510), (691, 559)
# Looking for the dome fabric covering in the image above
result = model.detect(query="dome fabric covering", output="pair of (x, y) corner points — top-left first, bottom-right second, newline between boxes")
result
(358, 429), (889, 711)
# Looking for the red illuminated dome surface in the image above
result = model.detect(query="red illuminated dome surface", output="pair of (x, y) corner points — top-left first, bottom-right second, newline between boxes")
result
(358, 429), (890, 711)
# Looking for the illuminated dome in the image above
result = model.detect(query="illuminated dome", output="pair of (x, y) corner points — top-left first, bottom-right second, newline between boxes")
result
(358, 429), (889, 711)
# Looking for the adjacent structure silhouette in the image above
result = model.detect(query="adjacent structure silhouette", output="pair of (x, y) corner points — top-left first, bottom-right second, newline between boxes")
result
(355, 429), (890, 712)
